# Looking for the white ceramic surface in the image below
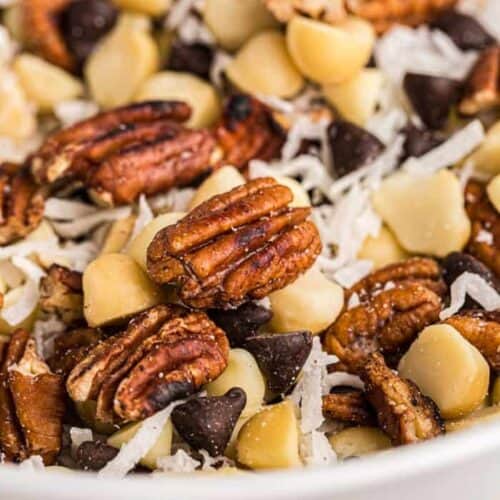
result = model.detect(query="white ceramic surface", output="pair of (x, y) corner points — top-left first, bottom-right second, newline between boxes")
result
(2, 419), (500, 500)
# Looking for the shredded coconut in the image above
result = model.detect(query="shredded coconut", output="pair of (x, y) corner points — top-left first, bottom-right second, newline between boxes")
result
(19, 455), (45, 471)
(299, 431), (337, 467)
(323, 372), (365, 393)
(281, 116), (329, 162)
(54, 100), (99, 128)
(33, 316), (67, 360)
(70, 427), (93, 454)
(209, 50), (232, 89)
(156, 449), (200, 473)
(128, 195), (154, 245)
(440, 272), (500, 320)
(347, 292), (360, 310)
(165, 0), (198, 30)
(333, 260), (373, 288)
(476, 229), (493, 245)
(148, 187), (195, 213)
(45, 198), (99, 220)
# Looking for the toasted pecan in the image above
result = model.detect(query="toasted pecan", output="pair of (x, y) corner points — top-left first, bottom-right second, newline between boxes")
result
(66, 305), (229, 422)
(147, 178), (322, 309)
(444, 310), (500, 370)
(324, 283), (442, 373)
(0, 163), (45, 245)
(263, 0), (347, 23)
(322, 387), (375, 425)
(460, 46), (500, 115)
(465, 180), (500, 277)
(362, 353), (443, 445)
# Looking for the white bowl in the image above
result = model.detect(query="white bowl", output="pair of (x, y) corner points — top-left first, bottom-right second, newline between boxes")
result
(2, 420), (500, 500)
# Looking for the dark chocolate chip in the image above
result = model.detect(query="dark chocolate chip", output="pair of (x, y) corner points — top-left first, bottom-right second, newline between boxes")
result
(60, 0), (118, 69)
(75, 441), (119, 471)
(403, 73), (462, 130)
(224, 94), (253, 125)
(431, 11), (496, 51)
(402, 124), (446, 159)
(171, 388), (246, 457)
(244, 331), (313, 394)
(328, 120), (385, 178)
(209, 302), (273, 348)
(167, 41), (214, 80)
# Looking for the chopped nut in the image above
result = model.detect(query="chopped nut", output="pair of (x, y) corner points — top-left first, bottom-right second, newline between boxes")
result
(361, 353), (443, 445)
(263, 0), (347, 23)
(39, 264), (84, 326)
(66, 305), (229, 423)
(147, 178), (322, 309)
(324, 282), (442, 373)
(322, 387), (375, 425)
(465, 180), (500, 277)
(460, 46), (500, 116)
(0, 163), (45, 245)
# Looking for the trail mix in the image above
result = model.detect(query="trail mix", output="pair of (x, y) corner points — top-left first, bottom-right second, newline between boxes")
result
(0, 0), (499, 477)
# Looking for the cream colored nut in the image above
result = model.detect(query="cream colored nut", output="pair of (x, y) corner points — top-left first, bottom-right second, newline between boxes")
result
(100, 215), (137, 255)
(446, 405), (500, 433)
(287, 15), (375, 85)
(116, 12), (153, 32)
(112, 0), (172, 16)
(227, 31), (303, 98)
(487, 174), (500, 212)
(329, 427), (391, 460)
(468, 120), (500, 176)
(206, 348), (265, 419)
(25, 220), (70, 269)
(128, 212), (185, 270)
(323, 68), (384, 126)
(107, 418), (173, 469)
(269, 266), (344, 334)
(188, 167), (246, 210)
(203, 0), (278, 51)
(13, 54), (84, 112)
(83, 253), (166, 327)
(224, 414), (252, 460)
(0, 69), (36, 140)
(85, 17), (159, 108)
(274, 175), (311, 207)
(75, 401), (117, 435)
(491, 377), (500, 406)
(0, 286), (38, 335)
(372, 170), (471, 258)
(236, 400), (301, 470)
(3, 5), (24, 43)
(357, 226), (409, 270)
(399, 324), (490, 420)
(136, 71), (221, 128)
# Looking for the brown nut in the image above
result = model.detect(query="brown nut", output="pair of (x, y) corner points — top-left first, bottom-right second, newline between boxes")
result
(322, 387), (375, 426)
(0, 330), (65, 464)
(147, 178), (322, 309)
(460, 46), (500, 116)
(0, 163), (45, 245)
(66, 305), (229, 423)
(39, 264), (84, 326)
(361, 352), (444, 445)
(465, 180), (500, 278)
(444, 310), (500, 371)
(324, 282), (442, 373)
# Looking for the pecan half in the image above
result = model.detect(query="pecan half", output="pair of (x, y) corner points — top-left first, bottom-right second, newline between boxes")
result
(0, 163), (45, 245)
(465, 180), (500, 277)
(22, 0), (76, 71)
(322, 387), (375, 425)
(362, 353), (443, 445)
(347, 257), (447, 301)
(263, 0), (347, 23)
(147, 178), (322, 309)
(324, 283), (442, 373)
(0, 330), (65, 464)
(346, 0), (458, 34)
(460, 46), (500, 115)
(444, 310), (500, 370)
(39, 264), (84, 325)
(66, 305), (229, 422)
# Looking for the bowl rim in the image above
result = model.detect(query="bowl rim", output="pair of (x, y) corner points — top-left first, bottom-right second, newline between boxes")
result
(1, 419), (500, 499)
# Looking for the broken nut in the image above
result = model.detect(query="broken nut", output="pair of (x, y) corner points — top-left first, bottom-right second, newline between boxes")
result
(322, 387), (375, 426)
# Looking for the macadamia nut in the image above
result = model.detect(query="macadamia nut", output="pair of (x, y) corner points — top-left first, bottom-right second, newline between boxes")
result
(329, 427), (391, 460)
(469, 120), (500, 176)
(357, 226), (409, 269)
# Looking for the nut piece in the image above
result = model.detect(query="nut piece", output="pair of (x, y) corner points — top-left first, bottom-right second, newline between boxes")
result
(0, 164), (45, 245)
(465, 180), (500, 277)
(329, 426), (391, 459)
(362, 352), (443, 445)
(468, 120), (500, 176)
(357, 226), (409, 270)
(322, 387), (375, 425)
(147, 178), (322, 309)
(0, 330), (65, 464)
(264, 0), (347, 23)
(66, 305), (229, 423)
(346, 0), (458, 34)
(39, 264), (84, 325)
(460, 46), (500, 116)
(324, 282), (442, 373)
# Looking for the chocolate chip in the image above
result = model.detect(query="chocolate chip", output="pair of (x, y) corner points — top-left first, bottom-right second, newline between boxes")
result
(171, 388), (246, 457)
(209, 302), (272, 348)
(403, 73), (462, 130)
(167, 41), (214, 80)
(431, 11), (496, 51)
(225, 94), (253, 123)
(328, 120), (385, 178)
(60, 0), (118, 69)
(75, 441), (119, 471)
(244, 331), (313, 394)
(402, 124), (445, 159)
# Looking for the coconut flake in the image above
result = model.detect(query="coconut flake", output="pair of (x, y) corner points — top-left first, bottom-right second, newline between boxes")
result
(323, 372), (365, 393)
(209, 51), (232, 89)
(476, 229), (493, 245)
(333, 260), (373, 288)
(165, 0), (197, 30)
(156, 449), (200, 473)
(300, 431), (337, 467)
(281, 116), (329, 162)
(99, 401), (183, 478)
(44, 198), (99, 220)
(347, 292), (360, 310)
(440, 272), (500, 320)
(33, 316), (66, 360)
(476, 0), (500, 41)
(70, 427), (93, 454)
(128, 195), (154, 245)
(54, 100), (99, 128)
(148, 187), (195, 213)
(19, 455), (45, 471)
